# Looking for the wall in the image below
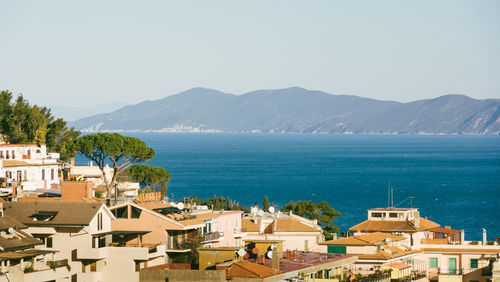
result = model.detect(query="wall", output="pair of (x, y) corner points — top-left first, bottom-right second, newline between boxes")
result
(140, 268), (227, 282)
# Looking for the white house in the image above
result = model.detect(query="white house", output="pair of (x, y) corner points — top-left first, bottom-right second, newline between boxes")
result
(0, 144), (60, 192)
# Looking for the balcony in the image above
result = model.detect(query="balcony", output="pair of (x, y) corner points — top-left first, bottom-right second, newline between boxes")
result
(437, 268), (463, 276)
(233, 228), (247, 238)
(76, 247), (107, 260)
(77, 271), (103, 281)
(76, 246), (148, 261)
(201, 232), (223, 243)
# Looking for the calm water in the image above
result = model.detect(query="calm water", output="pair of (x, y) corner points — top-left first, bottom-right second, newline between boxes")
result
(79, 133), (500, 240)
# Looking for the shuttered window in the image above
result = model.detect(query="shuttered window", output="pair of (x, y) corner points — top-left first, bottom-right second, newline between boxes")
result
(429, 258), (438, 268)
(327, 245), (346, 254)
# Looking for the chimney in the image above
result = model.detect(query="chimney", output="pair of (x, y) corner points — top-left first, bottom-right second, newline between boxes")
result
(461, 229), (465, 244)
(273, 219), (277, 232)
(483, 228), (487, 244)
(11, 181), (17, 201)
(272, 247), (279, 270)
(414, 211), (420, 229)
(70, 158), (75, 167)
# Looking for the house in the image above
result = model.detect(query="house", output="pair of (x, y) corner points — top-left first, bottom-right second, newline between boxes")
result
(3, 201), (151, 282)
(68, 160), (141, 198)
(193, 210), (245, 248)
(419, 227), (500, 282)
(241, 210), (323, 251)
(0, 144), (60, 193)
(0, 202), (62, 282)
(140, 251), (358, 282)
(349, 207), (441, 248)
(318, 232), (424, 277)
(109, 201), (205, 264)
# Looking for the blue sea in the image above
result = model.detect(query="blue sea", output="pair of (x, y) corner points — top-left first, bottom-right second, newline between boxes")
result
(79, 133), (500, 241)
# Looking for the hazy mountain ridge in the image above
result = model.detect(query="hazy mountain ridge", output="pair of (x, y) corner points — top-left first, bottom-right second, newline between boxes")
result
(71, 87), (500, 135)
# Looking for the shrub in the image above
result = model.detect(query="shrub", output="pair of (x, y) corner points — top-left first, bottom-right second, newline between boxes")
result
(24, 265), (35, 273)
(487, 241), (495, 245)
(470, 241), (479, 245)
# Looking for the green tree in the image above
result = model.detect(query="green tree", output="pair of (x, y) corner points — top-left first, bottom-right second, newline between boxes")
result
(263, 196), (270, 211)
(127, 164), (171, 198)
(0, 90), (79, 160)
(282, 200), (341, 240)
(72, 133), (155, 197)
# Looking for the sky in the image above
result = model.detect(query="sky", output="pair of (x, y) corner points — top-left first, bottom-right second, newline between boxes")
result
(1, 0), (499, 108)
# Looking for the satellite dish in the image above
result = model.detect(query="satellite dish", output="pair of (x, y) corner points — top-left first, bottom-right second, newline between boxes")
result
(268, 207), (275, 214)
(270, 244), (277, 250)
(237, 249), (247, 257)
(177, 202), (184, 210)
(7, 227), (14, 234)
(257, 210), (264, 217)
(385, 238), (392, 244)
(251, 207), (258, 215)
(267, 251), (273, 258)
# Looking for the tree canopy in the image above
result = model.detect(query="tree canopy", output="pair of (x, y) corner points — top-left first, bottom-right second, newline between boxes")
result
(127, 164), (171, 198)
(72, 133), (155, 196)
(263, 196), (270, 212)
(282, 200), (341, 240)
(0, 90), (80, 160)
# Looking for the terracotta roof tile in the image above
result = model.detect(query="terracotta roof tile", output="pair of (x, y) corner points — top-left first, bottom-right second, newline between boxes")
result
(275, 218), (321, 233)
(241, 218), (260, 232)
(383, 262), (411, 270)
(227, 260), (281, 278)
(349, 218), (439, 232)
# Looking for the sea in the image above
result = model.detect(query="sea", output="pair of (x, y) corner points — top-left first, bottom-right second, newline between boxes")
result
(77, 133), (500, 241)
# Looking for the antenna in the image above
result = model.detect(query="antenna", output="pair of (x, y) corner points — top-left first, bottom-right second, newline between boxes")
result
(391, 186), (394, 207)
(387, 183), (390, 208)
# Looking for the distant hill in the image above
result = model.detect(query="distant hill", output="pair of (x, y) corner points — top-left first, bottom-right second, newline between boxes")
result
(48, 102), (128, 122)
(70, 87), (500, 135)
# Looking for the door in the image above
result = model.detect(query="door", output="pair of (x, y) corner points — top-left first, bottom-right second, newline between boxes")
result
(448, 257), (457, 274)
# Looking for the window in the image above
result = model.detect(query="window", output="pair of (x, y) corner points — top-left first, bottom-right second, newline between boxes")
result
(5, 151), (9, 159)
(23, 170), (27, 180)
(429, 258), (438, 268)
(0, 151), (3, 158)
(470, 258), (478, 269)
(41, 169), (45, 181)
(372, 212), (385, 218)
(11, 150), (15, 159)
(51, 169), (54, 180)
(389, 213), (399, 218)
(30, 211), (58, 221)
(47, 237), (53, 248)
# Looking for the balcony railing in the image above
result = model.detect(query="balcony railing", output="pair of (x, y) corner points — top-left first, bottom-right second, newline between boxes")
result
(437, 268), (463, 275)
(202, 232), (222, 242)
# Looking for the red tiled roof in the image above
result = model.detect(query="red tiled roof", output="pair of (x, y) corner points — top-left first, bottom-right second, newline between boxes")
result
(228, 260), (281, 278)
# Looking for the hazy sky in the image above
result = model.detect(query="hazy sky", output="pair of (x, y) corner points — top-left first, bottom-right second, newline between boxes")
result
(1, 1), (499, 107)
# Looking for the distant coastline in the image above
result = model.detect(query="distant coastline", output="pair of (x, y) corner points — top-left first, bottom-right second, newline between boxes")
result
(71, 87), (500, 135)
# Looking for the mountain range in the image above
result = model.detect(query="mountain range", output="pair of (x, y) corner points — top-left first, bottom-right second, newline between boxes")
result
(70, 87), (500, 135)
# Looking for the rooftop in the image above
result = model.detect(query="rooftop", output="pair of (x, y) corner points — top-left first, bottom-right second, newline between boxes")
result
(4, 202), (104, 226)
(349, 217), (439, 232)
(320, 232), (406, 246)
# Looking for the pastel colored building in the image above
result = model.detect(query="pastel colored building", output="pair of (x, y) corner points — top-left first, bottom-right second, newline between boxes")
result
(4, 201), (153, 282)
(241, 210), (323, 251)
(110, 201), (204, 263)
(319, 232), (424, 277)
(194, 210), (245, 248)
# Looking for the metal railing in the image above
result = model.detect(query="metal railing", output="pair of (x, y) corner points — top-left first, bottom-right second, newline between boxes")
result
(437, 268), (463, 275)
(201, 232), (222, 242)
